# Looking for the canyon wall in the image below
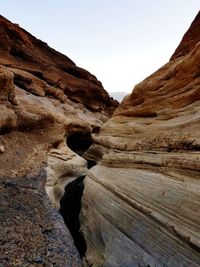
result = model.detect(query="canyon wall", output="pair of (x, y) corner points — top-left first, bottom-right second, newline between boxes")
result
(0, 16), (117, 266)
(81, 11), (200, 267)
(1, 11), (200, 267)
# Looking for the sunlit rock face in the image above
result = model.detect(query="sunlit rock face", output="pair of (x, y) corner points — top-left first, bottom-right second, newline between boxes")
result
(0, 15), (118, 266)
(81, 11), (200, 267)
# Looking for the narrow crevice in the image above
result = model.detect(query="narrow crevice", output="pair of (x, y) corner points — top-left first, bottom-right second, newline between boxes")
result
(87, 159), (96, 169)
(59, 176), (87, 258)
(58, 130), (96, 258)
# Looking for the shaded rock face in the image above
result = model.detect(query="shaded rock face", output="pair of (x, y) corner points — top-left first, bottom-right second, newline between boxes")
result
(81, 11), (200, 266)
(0, 16), (118, 266)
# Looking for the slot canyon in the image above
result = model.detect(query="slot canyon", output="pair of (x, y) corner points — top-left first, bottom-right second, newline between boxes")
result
(1, 10), (200, 267)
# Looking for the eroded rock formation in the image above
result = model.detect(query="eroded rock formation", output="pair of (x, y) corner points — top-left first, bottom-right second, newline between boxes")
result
(0, 15), (117, 266)
(81, 11), (200, 266)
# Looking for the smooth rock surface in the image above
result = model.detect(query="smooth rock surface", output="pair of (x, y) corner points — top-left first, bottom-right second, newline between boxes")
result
(46, 146), (88, 209)
(81, 11), (200, 267)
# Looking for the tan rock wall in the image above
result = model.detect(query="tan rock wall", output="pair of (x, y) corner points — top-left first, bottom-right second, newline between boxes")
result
(81, 11), (200, 267)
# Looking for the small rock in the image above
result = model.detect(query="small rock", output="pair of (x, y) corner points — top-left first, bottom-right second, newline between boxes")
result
(0, 145), (5, 153)
(32, 256), (45, 264)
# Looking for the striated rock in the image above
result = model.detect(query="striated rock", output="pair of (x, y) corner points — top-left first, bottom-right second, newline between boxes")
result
(171, 11), (200, 60)
(81, 11), (200, 266)
(46, 146), (88, 209)
(0, 15), (118, 265)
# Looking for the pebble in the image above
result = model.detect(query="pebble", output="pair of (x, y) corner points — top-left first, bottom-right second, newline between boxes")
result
(31, 256), (45, 264)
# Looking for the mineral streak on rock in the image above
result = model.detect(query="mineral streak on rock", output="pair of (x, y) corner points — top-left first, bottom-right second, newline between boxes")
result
(81, 11), (200, 267)
(0, 15), (118, 266)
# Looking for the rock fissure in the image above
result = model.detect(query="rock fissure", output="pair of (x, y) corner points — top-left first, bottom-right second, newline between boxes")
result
(59, 175), (87, 258)
(45, 126), (98, 260)
(58, 130), (96, 258)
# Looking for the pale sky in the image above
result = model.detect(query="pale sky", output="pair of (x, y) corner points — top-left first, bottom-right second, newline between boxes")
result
(1, 1), (199, 93)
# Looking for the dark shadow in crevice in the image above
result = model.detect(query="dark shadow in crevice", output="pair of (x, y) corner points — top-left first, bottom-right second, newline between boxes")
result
(61, 131), (97, 258)
(67, 132), (93, 156)
(87, 160), (96, 169)
(59, 176), (87, 258)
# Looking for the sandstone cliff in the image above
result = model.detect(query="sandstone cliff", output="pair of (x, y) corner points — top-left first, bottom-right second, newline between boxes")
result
(0, 15), (117, 266)
(81, 11), (200, 266)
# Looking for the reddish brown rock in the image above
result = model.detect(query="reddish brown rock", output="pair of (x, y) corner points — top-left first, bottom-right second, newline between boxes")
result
(81, 11), (200, 267)
(0, 15), (118, 114)
(0, 15), (118, 266)
(171, 11), (200, 60)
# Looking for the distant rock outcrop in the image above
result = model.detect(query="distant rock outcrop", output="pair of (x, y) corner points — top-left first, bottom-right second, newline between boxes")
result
(109, 91), (128, 102)
(81, 11), (200, 266)
(0, 15), (118, 266)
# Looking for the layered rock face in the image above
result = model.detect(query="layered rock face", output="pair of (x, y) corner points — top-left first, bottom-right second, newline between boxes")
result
(0, 16), (117, 266)
(81, 11), (200, 266)
(0, 15), (117, 113)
